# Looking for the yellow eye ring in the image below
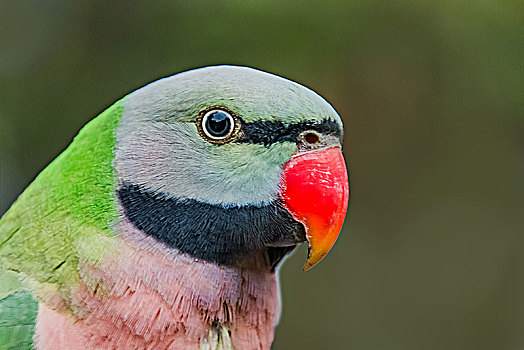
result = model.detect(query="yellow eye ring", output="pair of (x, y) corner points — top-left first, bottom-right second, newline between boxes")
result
(196, 107), (241, 144)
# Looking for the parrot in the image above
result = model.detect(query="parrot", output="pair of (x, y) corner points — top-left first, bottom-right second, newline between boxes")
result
(0, 66), (349, 349)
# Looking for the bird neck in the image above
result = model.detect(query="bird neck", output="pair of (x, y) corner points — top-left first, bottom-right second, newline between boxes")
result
(36, 217), (281, 349)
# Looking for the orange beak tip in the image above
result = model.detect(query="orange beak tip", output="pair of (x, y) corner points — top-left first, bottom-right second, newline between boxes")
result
(303, 246), (321, 271)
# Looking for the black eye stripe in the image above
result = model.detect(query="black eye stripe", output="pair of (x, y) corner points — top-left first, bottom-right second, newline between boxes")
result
(196, 105), (341, 147)
(240, 119), (341, 146)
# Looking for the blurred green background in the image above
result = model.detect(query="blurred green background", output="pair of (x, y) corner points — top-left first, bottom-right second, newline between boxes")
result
(1, 1), (523, 349)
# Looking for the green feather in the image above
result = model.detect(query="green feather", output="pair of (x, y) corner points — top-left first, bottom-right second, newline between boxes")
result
(0, 100), (123, 304)
(0, 288), (38, 350)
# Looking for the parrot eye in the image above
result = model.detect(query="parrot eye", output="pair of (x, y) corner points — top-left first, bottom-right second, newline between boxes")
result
(197, 107), (239, 144)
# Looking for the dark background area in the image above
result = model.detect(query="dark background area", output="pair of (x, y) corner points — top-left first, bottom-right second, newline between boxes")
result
(1, 1), (523, 349)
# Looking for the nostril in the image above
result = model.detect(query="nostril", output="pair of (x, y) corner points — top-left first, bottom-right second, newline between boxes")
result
(304, 132), (320, 144)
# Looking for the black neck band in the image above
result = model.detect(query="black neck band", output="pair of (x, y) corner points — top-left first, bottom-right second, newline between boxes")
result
(117, 182), (305, 266)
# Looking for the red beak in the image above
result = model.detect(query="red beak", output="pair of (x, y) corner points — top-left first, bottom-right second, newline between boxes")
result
(280, 147), (349, 271)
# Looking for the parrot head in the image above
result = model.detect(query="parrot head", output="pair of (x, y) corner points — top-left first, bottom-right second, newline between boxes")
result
(114, 66), (349, 271)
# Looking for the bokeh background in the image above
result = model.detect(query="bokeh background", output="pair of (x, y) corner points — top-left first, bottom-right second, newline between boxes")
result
(1, 1), (523, 349)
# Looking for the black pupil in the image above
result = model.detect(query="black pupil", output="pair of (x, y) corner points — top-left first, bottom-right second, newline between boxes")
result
(206, 111), (231, 138)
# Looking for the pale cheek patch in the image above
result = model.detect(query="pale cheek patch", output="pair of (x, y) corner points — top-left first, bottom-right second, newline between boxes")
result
(115, 120), (296, 206)
(204, 142), (296, 205)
